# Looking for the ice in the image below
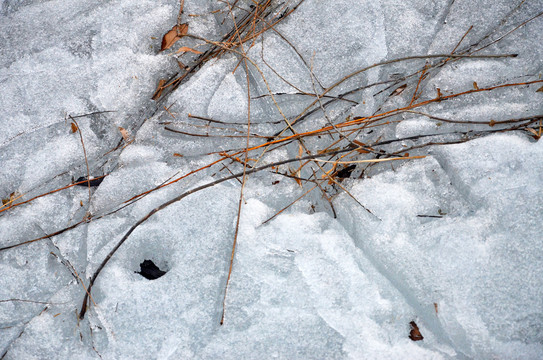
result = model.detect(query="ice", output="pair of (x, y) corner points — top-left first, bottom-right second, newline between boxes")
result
(0, 0), (176, 199)
(208, 73), (248, 123)
(200, 206), (446, 359)
(335, 134), (543, 358)
(1, 0), (543, 358)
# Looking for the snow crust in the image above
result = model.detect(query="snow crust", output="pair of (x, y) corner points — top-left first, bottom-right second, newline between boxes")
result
(1, 0), (542, 359)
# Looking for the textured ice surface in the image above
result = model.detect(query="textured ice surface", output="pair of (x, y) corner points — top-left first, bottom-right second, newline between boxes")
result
(336, 134), (543, 359)
(1, 0), (543, 359)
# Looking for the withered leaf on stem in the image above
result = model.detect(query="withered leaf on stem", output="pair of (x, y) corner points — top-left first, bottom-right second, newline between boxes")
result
(70, 122), (78, 133)
(160, 23), (188, 52)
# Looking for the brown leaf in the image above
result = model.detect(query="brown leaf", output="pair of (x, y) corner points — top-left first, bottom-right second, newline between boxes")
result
(160, 23), (188, 52)
(2, 192), (19, 206)
(434, 303), (439, 314)
(289, 168), (302, 187)
(473, 81), (479, 90)
(526, 127), (541, 140)
(173, 153), (184, 157)
(537, 85), (543, 93)
(391, 84), (407, 96)
(70, 122), (78, 133)
(409, 321), (424, 341)
(118, 127), (132, 143)
(175, 46), (202, 55)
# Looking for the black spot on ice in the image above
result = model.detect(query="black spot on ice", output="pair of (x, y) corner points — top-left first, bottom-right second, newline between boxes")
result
(136, 260), (167, 280)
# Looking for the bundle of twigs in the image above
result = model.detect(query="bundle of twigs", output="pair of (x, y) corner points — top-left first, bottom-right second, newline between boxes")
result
(1, 0), (541, 326)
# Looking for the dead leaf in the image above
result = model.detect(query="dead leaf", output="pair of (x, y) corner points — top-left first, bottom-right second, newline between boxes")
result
(173, 153), (184, 157)
(391, 84), (407, 96)
(70, 122), (78, 133)
(526, 127), (541, 140)
(434, 303), (439, 314)
(436, 88), (443, 100)
(2, 192), (19, 206)
(160, 23), (188, 52)
(489, 119), (496, 127)
(537, 85), (543, 93)
(409, 321), (424, 341)
(118, 127), (132, 143)
(176, 46), (202, 55)
(473, 81), (479, 90)
(289, 168), (302, 187)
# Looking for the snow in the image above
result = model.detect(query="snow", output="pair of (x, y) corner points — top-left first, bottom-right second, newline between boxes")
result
(1, 0), (542, 359)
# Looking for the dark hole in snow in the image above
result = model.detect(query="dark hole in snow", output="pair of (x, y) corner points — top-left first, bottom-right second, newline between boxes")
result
(136, 260), (167, 280)
(75, 176), (103, 187)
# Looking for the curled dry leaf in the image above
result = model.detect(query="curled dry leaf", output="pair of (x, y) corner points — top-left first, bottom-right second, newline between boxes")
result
(70, 122), (78, 133)
(537, 85), (543, 93)
(409, 321), (424, 341)
(526, 127), (541, 140)
(160, 23), (188, 52)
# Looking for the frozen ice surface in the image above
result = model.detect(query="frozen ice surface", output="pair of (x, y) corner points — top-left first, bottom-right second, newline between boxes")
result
(1, 0), (543, 359)
(336, 134), (543, 359)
